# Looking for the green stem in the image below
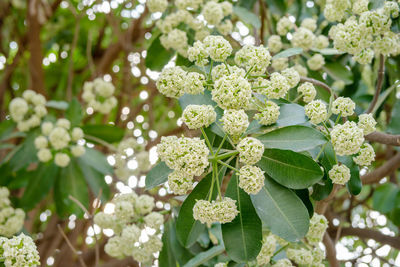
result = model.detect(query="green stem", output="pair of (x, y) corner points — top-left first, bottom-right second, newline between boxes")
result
(215, 134), (227, 155)
(224, 61), (231, 74)
(335, 112), (342, 124)
(201, 127), (214, 156)
(208, 60), (213, 81)
(315, 142), (328, 161)
(292, 93), (303, 103)
(322, 122), (331, 135)
(208, 172), (215, 202)
(217, 160), (239, 172)
(213, 162), (222, 199)
(272, 244), (289, 258)
(85, 134), (117, 152)
(244, 65), (255, 78)
(215, 151), (239, 161)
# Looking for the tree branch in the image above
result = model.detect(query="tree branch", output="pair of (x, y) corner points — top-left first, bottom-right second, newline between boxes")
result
(323, 233), (340, 267)
(366, 54), (385, 113)
(361, 152), (400, 184)
(366, 131), (400, 146)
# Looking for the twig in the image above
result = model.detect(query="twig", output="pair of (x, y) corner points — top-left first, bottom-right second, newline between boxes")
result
(323, 233), (340, 267)
(361, 152), (400, 184)
(365, 131), (400, 146)
(300, 76), (337, 99)
(366, 54), (385, 113)
(57, 224), (88, 267)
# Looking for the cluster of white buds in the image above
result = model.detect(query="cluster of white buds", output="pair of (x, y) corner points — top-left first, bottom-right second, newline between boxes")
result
(193, 197), (238, 225)
(114, 137), (151, 182)
(0, 233), (40, 267)
(256, 233), (277, 265)
(0, 187), (25, 238)
(181, 105), (217, 129)
(305, 100), (327, 124)
(148, 0), (233, 57)
(9, 90), (47, 132)
(94, 192), (164, 264)
(329, 164), (351, 185)
(297, 82), (316, 103)
(332, 97), (355, 117)
(221, 109), (249, 143)
(330, 121), (365, 156)
(34, 119), (85, 167)
(353, 143), (375, 166)
(306, 213), (329, 245)
(82, 78), (117, 114)
(254, 100), (280, 126)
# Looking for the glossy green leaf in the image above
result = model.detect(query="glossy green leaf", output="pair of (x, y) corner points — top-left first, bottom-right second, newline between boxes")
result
(65, 98), (83, 127)
(294, 189), (314, 218)
(77, 158), (110, 201)
(276, 104), (307, 127)
(251, 176), (310, 242)
(233, 6), (261, 29)
(19, 163), (59, 210)
(272, 48), (303, 60)
(83, 124), (125, 143)
(221, 173), (262, 262)
(54, 158), (89, 218)
(79, 148), (113, 175)
(373, 183), (399, 214)
(9, 133), (38, 172)
(340, 156), (362, 195)
(257, 149), (323, 189)
(257, 125), (327, 152)
(323, 62), (353, 85)
(145, 161), (173, 189)
(182, 244), (225, 267)
(145, 34), (175, 71)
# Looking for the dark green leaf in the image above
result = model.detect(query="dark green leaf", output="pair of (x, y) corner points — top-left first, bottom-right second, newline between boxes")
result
(257, 149), (323, 189)
(251, 176), (310, 242)
(233, 6), (261, 28)
(294, 189), (314, 218)
(276, 104), (307, 127)
(77, 158), (110, 201)
(311, 176), (333, 201)
(9, 133), (38, 172)
(340, 156), (362, 195)
(272, 48), (303, 60)
(145, 34), (175, 71)
(182, 244), (225, 267)
(0, 120), (17, 141)
(323, 62), (353, 85)
(83, 124), (125, 143)
(19, 163), (59, 210)
(159, 220), (178, 267)
(222, 173), (262, 262)
(257, 126), (327, 152)
(373, 183), (399, 214)
(145, 161), (173, 189)
(79, 148), (113, 175)
(65, 98), (83, 127)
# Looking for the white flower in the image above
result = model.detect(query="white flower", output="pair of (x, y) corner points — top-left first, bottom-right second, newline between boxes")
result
(331, 121), (365, 156)
(160, 29), (188, 55)
(353, 143), (375, 166)
(257, 234), (277, 265)
(93, 78), (115, 98)
(306, 213), (328, 244)
(56, 118), (71, 129)
(254, 100), (280, 126)
(9, 97), (28, 122)
(212, 197), (239, 223)
(202, 1), (223, 25)
(307, 54), (325, 70)
(324, 0), (350, 22)
(144, 212), (164, 229)
(239, 165), (265, 195)
(34, 136), (48, 149)
(156, 66), (187, 98)
(121, 224), (141, 244)
(268, 35), (283, 53)
(329, 164), (351, 185)
(221, 109), (249, 141)
(143, 235), (163, 254)
(281, 67), (300, 88)
(211, 64), (245, 81)
(136, 195), (155, 215)
(34, 105), (47, 117)
(374, 32), (400, 56)
(188, 41), (209, 66)
(193, 200), (214, 224)
(294, 64), (308, 77)
(276, 16), (294, 35)
(271, 57), (288, 71)
(234, 45), (271, 75)
(37, 148), (52, 162)
(71, 127), (84, 141)
(182, 105), (216, 129)
(105, 236), (124, 258)
(237, 137), (264, 165)
(157, 136), (210, 176)
(291, 27), (315, 51)
(217, 19), (233, 35)
(49, 127), (71, 150)
(94, 212), (117, 229)
(298, 82), (316, 103)
(132, 247), (152, 263)
(184, 72), (205, 95)
(352, 0), (369, 15)
(305, 100), (327, 124)
(215, 263), (228, 267)
(384, 1), (399, 18)
(353, 48), (375, 65)
(54, 153), (70, 167)
(175, 0), (203, 10)
(220, 1), (233, 16)
(212, 73), (252, 110)
(287, 248), (313, 265)
(168, 170), (194, 195)
(31, 94), (46, 106)
(1, 233), (40, 267)
(41, 122), (53, 136)
(358, 113), (376, 135)
(203, 35), (232, 62)
(315, 35), (329, 49)
(71, 145), (85, 157)
(301, 18), (317, 32)
(22, 90), (36, 101)
(332, 97), (355, 117)
(146, 0), (168, 13)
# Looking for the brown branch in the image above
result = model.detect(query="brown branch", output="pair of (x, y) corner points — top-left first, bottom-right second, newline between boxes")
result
(323, 233), (340, 267)
(315, 184), (342, 214)
(366, 131), (400, 146)
(259, 0), (266, 44)
(361, 152), (400, 184)
(57, 224), (88, 267)
(300, 76), (337, 98)
(366, 54), (385, 113)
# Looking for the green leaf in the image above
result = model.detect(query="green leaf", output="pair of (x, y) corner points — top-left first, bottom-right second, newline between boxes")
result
(54, 158), (89, 218)
(9, 133), (38, 172)
(182, 244), (225, 267)
(233, 6), (261, 28)
(79, 148), (113, 175)
(65, 98), (83, 127)
(145, 34), (175, 71)
(251, 176), (310, 242)
(19, 163), (59, 210)
(339, 156), (362, 195)
(159, 220), (178, 267)
(83, 124), (125, 143)
(294, 189), (314, 218)
(77, 158), (110, 201)
(388, 99), (400, 134)
(272, 48), (303, 60)
(0, 120), (17, 141)
(257, 149), (323, 189)
(257, 126), (327, 152)
(145, 161), (173, 189)
(245, 120), (265, 135)
(46, 100), (69, 110)
(373, 183), (399, 214)
(276, 104), (307, 127)
(221, 172), (262, 262)
(311, 48), (343, 55)
(311, 176), (333, 201)
(323, 62), (353, 85)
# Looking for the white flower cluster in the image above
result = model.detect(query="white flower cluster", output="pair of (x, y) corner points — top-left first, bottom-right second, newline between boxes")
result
(35, 119), (85, 167)
(237, 137), (264, 165)
(253, 72), (290, 100)
(150, 0), (233, 56)
(82, 78), (117, 114)
(256, 233), (277, 265)
(114, 137), (151, 182)
(297, 82), (316, 103)
(306, 213), (329, 245)
(0, 233), (40, 267)
(328, 2), (400, 64)
(234, 45), (271, 75)
(254, 100), (280, 126)
(238, 165), (265, 195)
(358, 113), (377, 135)
(305, 100), (327, 124)
(329, 164), (351, 185)
(9, 90), (47, 132)
(193, 197), (238, 225)
(220, 109), (249, 142)
(353, 143), (375, 166)
(330, 121), (364, 156)
(307, 54), (325, 71)
(156, 66), (205, 98)
(286, 248), (313, 265)
(94, 192), (164, 264)
(0, 187), (25, 238)
(168, 170), (194, 195)
(268, 35), (283, 53)
(272, 259), (294, 267)
(157, 136), (209, 185)
(332, 97), (355, 117)
(182, 105), (217, 129)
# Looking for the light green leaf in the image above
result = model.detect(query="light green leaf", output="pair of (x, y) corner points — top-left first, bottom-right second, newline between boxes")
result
(373, 183), (399, 214)
(83, 124), (125, 143)
(233, 6), (261, 29)
(257, 125), (327, 152)
(65, 98), (83, 127)
(79, 148), (113, 175)
(257, 149), (323, 189)
(323, 62), (353, 85)
(276, 104), (307, 127)
(272, 48), (303, 60)
(77, 158), (110, 201)
(46, 100), (69, 110)
(145, 161), (173, 189)
(145, 34), (175, 71)
(251, 177), (310, 242)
